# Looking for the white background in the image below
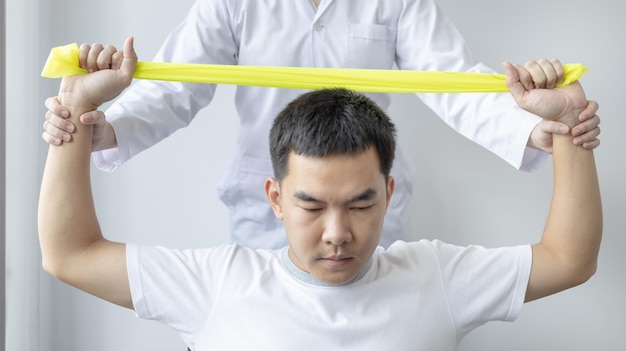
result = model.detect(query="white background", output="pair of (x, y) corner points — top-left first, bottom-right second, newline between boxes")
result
(6, 0), (625, 350)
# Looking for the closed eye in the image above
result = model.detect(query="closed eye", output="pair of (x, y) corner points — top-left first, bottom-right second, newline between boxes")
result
(350, 205), (374, 211)
(302, 207), (324, 213)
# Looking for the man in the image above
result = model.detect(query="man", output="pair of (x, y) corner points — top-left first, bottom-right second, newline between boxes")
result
(41, 0), (601, 249)
(39, 38), (602, 350)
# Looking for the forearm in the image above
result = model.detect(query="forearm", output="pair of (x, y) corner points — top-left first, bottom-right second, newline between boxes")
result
(38, 102), (102, 278)
(540, 133), (602, 284)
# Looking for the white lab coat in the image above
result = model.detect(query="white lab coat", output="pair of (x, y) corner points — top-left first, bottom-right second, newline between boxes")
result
(94, 0), (545, 248)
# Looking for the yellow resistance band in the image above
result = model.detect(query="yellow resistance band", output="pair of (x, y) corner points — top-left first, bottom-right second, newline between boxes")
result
(41, 43), (587, 93)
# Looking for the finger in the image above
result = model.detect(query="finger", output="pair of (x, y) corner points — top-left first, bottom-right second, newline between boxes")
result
(111, 50), (124, 70)
(536, 58), (559, 89)
(96, 44), (119, 70)
(42, 131), (63, 146)
(573, 126), (601, 146)
(550, 58), (565, 85)
(78, 43), (91, 70)
(45, 110), (75, 134)
(79, 110), (106, 126)
(43, 119), (72, 143)
(582, 138), (601, 150)
(572, 114), (600, 137)
(578, 100), (600, 122)
(86, 42), (105, 73)
(44, 96), (69, 118)
(515, 62), (535, 91)
(98, 45), (117, 69)
(524, 60), (548, 89)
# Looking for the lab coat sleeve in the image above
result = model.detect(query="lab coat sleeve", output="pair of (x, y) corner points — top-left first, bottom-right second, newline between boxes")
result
(93, 0), (239, 171)
(395, 0), (546, 171)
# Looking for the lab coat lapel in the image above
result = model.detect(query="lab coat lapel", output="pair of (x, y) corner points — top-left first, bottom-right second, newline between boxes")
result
(313, 0), (334, 21)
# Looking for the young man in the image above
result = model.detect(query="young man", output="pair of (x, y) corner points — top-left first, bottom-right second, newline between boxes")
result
(38, 38), (602, 350)
(41, 0), (601, 249)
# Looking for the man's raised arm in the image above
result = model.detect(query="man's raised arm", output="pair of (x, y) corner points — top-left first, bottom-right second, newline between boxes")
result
(38, 37), (137, 309)
(503, 59), (602, 302)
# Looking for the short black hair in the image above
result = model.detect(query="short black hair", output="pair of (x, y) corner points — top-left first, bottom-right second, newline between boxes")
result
(270, 88), (396, 181)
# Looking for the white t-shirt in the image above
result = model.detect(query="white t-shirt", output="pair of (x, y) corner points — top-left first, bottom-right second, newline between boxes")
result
(95, 0), (544, 249)
(127, 240), (531, 350)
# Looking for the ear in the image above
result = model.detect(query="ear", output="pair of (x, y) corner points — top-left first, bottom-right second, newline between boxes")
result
(385, 176), (395, 210)
(264, 177), (284, 220)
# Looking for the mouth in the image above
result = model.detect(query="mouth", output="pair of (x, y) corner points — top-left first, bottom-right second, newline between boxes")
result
(318, 255), (354, 268)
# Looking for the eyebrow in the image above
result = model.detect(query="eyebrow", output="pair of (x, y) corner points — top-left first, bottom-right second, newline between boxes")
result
(293, 188), (377, 204)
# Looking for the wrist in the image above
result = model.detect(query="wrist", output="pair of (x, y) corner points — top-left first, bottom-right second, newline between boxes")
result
(58, 79), (99, 114)
(555, 109), (583, 130)
(58, 92), (98, 118)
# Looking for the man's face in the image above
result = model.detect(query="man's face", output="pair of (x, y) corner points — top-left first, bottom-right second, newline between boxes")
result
(265, 147), (394, 285)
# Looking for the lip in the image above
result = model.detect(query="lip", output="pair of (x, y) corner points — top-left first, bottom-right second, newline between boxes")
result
(319, 256), (354, 268)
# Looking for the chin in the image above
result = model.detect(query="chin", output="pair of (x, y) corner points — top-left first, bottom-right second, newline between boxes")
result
(316, 271), (358, 286)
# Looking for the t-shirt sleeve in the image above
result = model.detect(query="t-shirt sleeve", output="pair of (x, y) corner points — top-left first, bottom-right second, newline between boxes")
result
(430, 240), (532, 338)
(126, 243), (232, 342)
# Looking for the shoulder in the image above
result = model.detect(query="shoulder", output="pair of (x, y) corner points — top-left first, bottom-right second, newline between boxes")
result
(128, 243), (280, 270)
(379, 240), (531, 267)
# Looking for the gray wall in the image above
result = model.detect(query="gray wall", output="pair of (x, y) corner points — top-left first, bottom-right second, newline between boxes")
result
(27, 0), (625, 350)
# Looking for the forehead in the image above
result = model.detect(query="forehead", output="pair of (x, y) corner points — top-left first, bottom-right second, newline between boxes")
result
(283, 148), (386, 200)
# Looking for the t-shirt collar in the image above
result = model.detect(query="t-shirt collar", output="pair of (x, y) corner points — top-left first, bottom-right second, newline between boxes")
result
(280, 247), (372, 287)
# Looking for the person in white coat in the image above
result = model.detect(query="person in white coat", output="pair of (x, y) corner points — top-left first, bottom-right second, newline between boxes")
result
(42, 0), (601, 249)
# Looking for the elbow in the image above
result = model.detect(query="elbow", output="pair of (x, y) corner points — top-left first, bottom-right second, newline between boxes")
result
(577, 260), (598, 285)
(41, 257), (63, 281)
(41, 255), (73, 284)
(566, 259), (598, 289)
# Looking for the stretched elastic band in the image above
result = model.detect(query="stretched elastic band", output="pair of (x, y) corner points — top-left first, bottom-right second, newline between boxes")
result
(41, 43), (587, 93)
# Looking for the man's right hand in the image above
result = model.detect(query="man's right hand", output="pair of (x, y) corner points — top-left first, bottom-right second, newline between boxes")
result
(43, 38), (136, 150)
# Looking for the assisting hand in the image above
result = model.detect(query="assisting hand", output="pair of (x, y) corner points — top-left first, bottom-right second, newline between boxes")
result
(43, 97), (113, 150)
(528, 101), (600, 153)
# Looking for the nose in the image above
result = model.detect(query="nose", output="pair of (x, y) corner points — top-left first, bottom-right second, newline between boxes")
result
(321, 211), (352, 245)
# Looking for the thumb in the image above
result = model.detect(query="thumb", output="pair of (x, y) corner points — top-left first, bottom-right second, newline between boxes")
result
(540, 120), (570, 135)
(503, 61), (525, 103)
(120, 37), (137, 84)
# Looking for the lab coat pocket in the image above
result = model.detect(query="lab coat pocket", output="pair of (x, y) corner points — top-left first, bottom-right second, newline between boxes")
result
(347, 23), (396, 69)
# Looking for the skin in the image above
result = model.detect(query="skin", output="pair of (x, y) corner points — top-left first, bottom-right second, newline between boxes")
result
(38, 38), (137, 310)
(38, 39), (601, 314)
(503, 59), (602, 302)
(264, 148), (394, 285)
